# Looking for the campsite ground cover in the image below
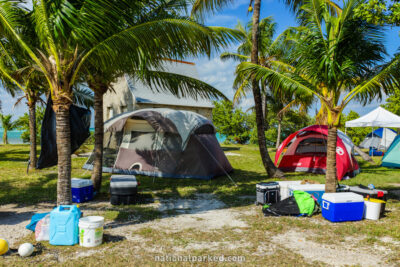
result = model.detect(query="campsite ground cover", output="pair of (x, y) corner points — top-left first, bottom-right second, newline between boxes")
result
(0, 144), (399, 266)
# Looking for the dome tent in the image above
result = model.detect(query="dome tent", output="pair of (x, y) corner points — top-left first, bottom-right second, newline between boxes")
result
(275, 125), (360, 180)
(359, 128), (397, 151)
(83, 108), (232, 179)
(382, 135), (400, 168)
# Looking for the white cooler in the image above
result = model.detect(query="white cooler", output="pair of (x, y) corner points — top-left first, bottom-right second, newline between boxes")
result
(277, 181), (302, 200)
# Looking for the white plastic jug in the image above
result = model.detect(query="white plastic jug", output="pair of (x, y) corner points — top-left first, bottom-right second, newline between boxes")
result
(363, 198), (384, 220)
(79, 216), (104, 247)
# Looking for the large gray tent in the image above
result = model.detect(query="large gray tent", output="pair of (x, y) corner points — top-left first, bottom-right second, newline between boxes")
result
(84, 108), (233, 179)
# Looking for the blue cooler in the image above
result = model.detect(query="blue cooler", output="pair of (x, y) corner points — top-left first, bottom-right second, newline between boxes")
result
(71, 178), (93, 203)
(321, 192), (364, 222)
(50, 205), (81, 245)
(289, 184), (325, 204)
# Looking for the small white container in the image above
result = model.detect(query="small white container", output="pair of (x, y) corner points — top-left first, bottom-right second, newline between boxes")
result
(79, 216), (105, 247)
(364, 198), (384, 220)
(277, 181), (302, 200)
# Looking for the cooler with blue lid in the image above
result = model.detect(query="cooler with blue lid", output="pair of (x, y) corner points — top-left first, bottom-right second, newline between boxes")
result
(289, 184), (325, 204)
(321, 192), (364, 222)
(71, 178), (93, 203)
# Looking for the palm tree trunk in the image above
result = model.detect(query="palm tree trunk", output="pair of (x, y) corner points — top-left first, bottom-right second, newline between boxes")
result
(3, 129), (7, 144)
(28, 101), (37, 169)
(276, 117), (282, 149)
(90, 87), (106, 192)
(326, 125), (337, 193)
(251, 0), (284, 178)
(54, 103), (72, 205)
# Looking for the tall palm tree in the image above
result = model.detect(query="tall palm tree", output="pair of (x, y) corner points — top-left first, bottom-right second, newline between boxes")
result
(81, 0), (233, 192)
(0, 0), (240, 205)
(238, 0), (400, 192)
(0, 114), (17, 144)
(221, 17), (312, 149)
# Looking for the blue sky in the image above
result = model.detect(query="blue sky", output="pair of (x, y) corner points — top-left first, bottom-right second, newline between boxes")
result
(194, 0), (400, 117)
(1, 0), (399, 120)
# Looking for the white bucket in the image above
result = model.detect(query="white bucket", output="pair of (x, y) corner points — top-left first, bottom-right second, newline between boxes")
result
(363, 199), (384, 220)
(79, 216), (104, 247)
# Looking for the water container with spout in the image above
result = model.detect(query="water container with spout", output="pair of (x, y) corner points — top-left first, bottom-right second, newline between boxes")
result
(49, 205), (81, 245)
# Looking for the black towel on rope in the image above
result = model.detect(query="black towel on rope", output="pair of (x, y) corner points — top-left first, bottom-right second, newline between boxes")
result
(37, 97), (91, 169)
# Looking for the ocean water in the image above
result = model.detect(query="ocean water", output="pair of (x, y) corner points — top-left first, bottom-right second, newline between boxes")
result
(0, 129), (24, 144)
(0, 128), (225, 144)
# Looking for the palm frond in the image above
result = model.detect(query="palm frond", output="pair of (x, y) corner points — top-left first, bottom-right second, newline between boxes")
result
(73, 86), (94, 108)
(220, 52), (249, 62)
(134, 69), (228, 101)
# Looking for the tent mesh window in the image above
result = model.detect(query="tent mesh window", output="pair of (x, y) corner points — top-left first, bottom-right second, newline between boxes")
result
(295, 137), (327, 155)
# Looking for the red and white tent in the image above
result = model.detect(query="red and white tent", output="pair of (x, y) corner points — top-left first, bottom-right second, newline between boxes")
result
(275, 125), (360, 180)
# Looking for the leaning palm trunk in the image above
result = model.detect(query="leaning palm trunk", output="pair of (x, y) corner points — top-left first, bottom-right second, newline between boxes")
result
(90, 85), (107, 192)
(55, 102), (72, 205)
(276, 117), (282, 149)
(251, 0), (284, 178)
(28, 101), (37, 169)
(354, 146), (375, 164)
(326, 125), (338, 193)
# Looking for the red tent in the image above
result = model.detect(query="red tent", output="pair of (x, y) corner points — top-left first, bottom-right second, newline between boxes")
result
(274, 125), (360, 180)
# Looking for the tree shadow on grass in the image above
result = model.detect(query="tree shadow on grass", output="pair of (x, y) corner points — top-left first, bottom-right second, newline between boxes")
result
(0, 148), (31, 162)
(0, 173), (57, 206)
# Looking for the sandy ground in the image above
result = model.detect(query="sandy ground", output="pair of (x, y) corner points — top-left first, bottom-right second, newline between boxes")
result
(1, 194), (399, 266)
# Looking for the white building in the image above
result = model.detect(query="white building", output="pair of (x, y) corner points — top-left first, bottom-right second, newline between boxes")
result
(103, 59), (214, 121)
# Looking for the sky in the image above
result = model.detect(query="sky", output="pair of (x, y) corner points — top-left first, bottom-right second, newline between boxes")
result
(193, 0), (400, 117)
(1, 0), (400, 120)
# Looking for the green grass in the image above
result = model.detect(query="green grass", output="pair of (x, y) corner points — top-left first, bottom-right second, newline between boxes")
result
(1, 144), (400, 205)
(1, 144), (400, 266)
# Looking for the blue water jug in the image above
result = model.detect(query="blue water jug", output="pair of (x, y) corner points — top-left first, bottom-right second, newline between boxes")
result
(49, 205), (81, 245)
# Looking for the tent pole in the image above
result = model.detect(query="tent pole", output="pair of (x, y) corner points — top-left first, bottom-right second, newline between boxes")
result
(196, 136), (237, 186)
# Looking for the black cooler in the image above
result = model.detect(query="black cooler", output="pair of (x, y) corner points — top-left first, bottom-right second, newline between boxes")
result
(110, 175), (139, 205)
(256, 182), (279, 205)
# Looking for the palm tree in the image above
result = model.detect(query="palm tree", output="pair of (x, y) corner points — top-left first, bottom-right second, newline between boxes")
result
(0, 114), (17, 144)
(0, 0), (240, 205)
(192, 0), (308, 178)
(238, 0), (400, 192)
(221, 17), (312, 149)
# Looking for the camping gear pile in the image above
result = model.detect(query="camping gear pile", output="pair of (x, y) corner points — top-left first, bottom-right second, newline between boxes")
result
(257, 182), (388, 222)
(256, 181), (320, 217)
(275, 125), (360, 180)
(110, 175), (139, 205)
(25, 205), (104, 250)
(83, 108), (232, 180)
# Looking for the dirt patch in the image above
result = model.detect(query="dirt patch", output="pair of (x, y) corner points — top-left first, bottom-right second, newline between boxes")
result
(173, 241), (252, 252)
(0, 203), (55, 246)
(272, 230), (388, 266)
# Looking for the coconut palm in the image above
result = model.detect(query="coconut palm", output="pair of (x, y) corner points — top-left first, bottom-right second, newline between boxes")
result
(0, 114), (17, 144)
(0, 0), (241, 204)
(81, 0), (234, 192)
(221, 17), (312, 149)
(237, 0), (400, 192)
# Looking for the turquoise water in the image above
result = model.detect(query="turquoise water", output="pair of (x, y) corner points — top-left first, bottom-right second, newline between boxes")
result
(0, 130), (24, 144)
(0, 128), (226, 144)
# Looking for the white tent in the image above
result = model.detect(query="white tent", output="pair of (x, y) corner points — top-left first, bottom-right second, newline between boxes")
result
(345, 107), (400, 152)
(345, 107), (400, 128)
(359, 128), (397, 151)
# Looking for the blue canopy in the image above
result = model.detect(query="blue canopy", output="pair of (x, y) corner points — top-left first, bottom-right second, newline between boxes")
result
(367, 128), (396, 138)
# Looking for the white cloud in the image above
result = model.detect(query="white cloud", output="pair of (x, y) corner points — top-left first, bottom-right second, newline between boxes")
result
(0, 91), (27, 120)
